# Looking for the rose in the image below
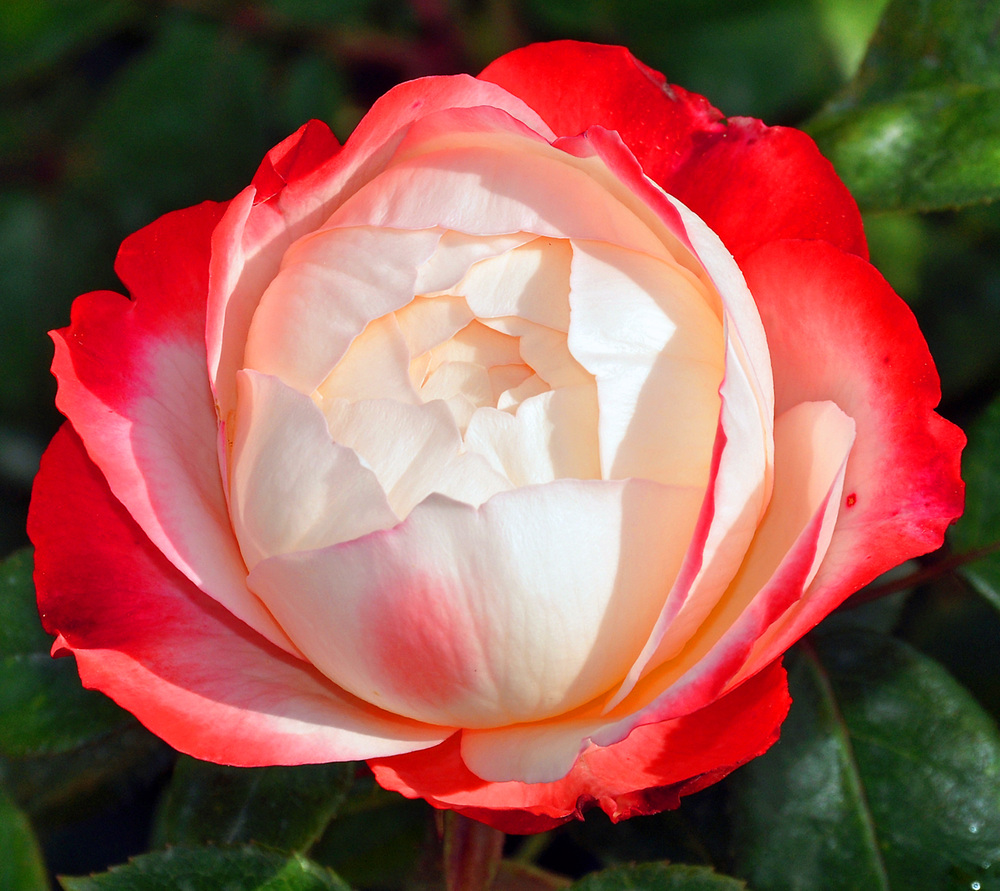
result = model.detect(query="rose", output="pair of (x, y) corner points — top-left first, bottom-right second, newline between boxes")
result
(28, 40), (964, 833)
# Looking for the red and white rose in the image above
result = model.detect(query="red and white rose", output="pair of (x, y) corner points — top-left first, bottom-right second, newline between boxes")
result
(29, 41), (964, 833)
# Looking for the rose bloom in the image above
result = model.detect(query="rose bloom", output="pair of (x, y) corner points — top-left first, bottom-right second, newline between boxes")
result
(29, 41), (963, 833)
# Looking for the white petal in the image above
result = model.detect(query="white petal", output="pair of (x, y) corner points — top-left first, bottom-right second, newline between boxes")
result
(317, 311), (419, 404)
(247, 479), (703, 729)
(567, 239), (724, 486)
(323, 397), (512, 515)
(457, 401), (854, 784)
(229, 371), (397, 568)
(414, 231), (535, 295)
(461, 237), (572, 331)
(464, 385), (601, 486)
(244, 226), (441, 394)
(395, 293), (474, 357)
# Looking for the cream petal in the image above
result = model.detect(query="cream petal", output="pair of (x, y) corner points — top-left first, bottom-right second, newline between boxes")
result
(395, 293), (475, 357)
(323, 397), (512, 516)
(247, 479), (703, 729)
(488, 364), (535, 402)
(604, 201), (776, 704)
(600, 400), (855, 729)
(464, 385), (601, 486)
(419, 361), (493, 420)
(481, 316), (592, 390)
(461, 237), (572, 331)
(495, 373), (550, 411)
(244, 226), (441, 395)
(566, 239), (724, 487)
(414, 231), (535, 295)
(425, 320), (523, 372)
(229, 371), (398, 569)
(317, 311), (419, 405)
(605, 315), (773, 707)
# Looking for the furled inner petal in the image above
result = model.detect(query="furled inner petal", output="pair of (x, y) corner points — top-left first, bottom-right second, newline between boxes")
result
(567, 239), (724, 488)
(465, 386), (601, 487)
(246, 479), (704, 729)
(244, 226), (441, 394)
(323, 397), (513, 516)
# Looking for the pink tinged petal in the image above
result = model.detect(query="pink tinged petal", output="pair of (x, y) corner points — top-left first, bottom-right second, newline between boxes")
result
(566, 240), (724, 486)
(460, 238), (572, 331)
(600, 400), (854, 732)
(328, 145), (667, 255)
(731, 240), (966, 675)
(317, 311), (419, 405)
(370, 658), (789, 834)
(228, 371), (398, 568)
(480, 42), (866, 261)
(478, 41), (725, 191)
(29, 425), (450, 765)
(244, 226), (441, 394)
(207, 121), (343, 424)
(608, 312), (775, 707)
(455, 401), (853, 784)
(51, 204), (297, 655)
(247, 479), (703, 730)
(323, 397), (513, 515)
(464, 385), (601, 486)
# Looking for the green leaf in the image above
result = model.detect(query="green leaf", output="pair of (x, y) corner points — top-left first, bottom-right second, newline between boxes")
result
(153, 757), (355, 851)
(0, 548), (168, 826)
(808, 0), (1000, 211)
(59, 845), (351, 891)
(952, 394), (1000, 613)
(569, 863), (746, 890)
(733, 630), (1000, 890)
(0, 548), (132, 758)
(0, 784), (47, 891)
(308, 775), (427, 889)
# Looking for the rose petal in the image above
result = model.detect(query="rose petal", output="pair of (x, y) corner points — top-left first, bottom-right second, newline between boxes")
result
(479, 41), (867, 259)
(208, 75), (557, 422)
(229, 371), (398, 568)
(452, 400), (851, 784)
(369, 657), (789, 833)
(731, 239), (966, 676)
(566, 239), (724, 486)
(323, 397), (513, 514)
(601, 399), (854, 733)
(28, 425), (450, 764)
(464, 385), (601, 486)
(244, 226), (441, 396)
(328, 143), (667, 256)
(248, 479), (703, 730)
(51, 203), (296, 653)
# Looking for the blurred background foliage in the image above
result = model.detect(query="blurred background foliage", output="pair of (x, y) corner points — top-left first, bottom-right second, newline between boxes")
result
(4, 0), (1000, 889)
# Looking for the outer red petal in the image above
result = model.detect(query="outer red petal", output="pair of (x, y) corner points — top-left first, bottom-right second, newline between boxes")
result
(479, 41), (867, 260)
(736, 240), (965, 673)
(369, 659), (789, 834)
(27, 425), (449, 764)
